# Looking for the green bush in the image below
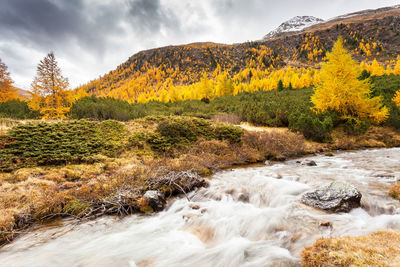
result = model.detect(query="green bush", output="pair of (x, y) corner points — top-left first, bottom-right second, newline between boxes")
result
(0, 100), (40, 119)
(214, 125), (243, 143)
(371, 75), (400, 128)
(70, 96), (150, 121)
(128, 131), (150, 148)
(0, 120), (126, 172)
(289, 112), (333, 142)
(132, 116), (244, 153)
(342, 117), (371, 135)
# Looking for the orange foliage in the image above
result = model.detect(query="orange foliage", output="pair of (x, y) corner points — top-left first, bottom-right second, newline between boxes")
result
(0, 58), (19, 102)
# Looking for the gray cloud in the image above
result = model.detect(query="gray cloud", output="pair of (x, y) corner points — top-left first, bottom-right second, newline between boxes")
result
(128, 0), (181, 35)
(0, 0), (399, 89)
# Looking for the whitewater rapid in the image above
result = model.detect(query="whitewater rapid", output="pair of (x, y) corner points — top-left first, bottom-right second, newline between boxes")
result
(1, 148), (400, 267)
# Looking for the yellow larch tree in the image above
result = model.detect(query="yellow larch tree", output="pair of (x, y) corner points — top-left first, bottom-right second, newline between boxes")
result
(28, 52), (72, 119)
(311, 38), (388, 123)
(393, 56), (400, 75)
(393, 90), (400, 107)
(0, 58), (19, 102)
(369, 59), (385, 76)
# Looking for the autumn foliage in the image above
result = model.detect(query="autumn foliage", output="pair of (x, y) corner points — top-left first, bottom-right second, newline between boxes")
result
(311, 38), (389, 123)
(393, 90), (400, 107)
(0, 59), (19, 103)
(28, 52), (73, 119)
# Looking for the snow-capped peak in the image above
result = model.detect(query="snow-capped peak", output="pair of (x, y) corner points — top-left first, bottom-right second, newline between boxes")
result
(263, 16), (324, 40)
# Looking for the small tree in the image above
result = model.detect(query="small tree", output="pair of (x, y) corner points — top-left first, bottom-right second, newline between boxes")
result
(0, 58), (19, 102)
(359, 69), (370, 80)
(29, 52), (72, 119)
(311, 38), (388, 124)
(277, 80), (284, 91)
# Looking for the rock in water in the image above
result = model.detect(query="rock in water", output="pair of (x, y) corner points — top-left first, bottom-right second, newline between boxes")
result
(301, 181), (362, 212)
(306, 160), (317, 166)
(142, 191), (165, 212)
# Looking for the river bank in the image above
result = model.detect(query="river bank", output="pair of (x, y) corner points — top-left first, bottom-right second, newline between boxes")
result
(1, 148), (399, 266)
(1, 118), (400, 249)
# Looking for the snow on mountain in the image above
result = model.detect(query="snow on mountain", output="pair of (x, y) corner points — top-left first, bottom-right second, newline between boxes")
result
(263, 16), (324, 40)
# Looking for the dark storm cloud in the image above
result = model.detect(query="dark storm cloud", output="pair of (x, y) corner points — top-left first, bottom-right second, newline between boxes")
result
(127, 0), (181, 35)
(0, 0), (124, 54)
(0, 0), (399, 89)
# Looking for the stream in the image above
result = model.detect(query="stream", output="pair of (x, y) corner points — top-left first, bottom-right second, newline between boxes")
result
(1, 148), (400, 267)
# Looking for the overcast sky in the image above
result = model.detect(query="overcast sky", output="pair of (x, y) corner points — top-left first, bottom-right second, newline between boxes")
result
(0, 0), (399, 89)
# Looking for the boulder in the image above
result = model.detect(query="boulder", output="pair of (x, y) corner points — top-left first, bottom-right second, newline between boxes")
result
(306, 160), (317, 166)
(141, 190), (165, 212)
(151, 169), (207, 195)
(301, 181), (362, 212)
(299, 160), (317, 166)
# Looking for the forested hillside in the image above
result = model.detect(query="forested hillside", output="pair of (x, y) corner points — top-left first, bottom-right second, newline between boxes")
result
(75, 6), (400, 103)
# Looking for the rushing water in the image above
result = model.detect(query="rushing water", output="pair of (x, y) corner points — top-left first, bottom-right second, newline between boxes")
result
(1, 148), (400, 267)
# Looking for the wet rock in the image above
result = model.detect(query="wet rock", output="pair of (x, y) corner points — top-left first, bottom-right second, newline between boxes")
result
(225, 189), (235, 195)
(306, 160), (317, 166)
(301, 181), (362, 213)
(300, 160), (317, 166)
(325, 153), (334, 157)
(141, 191), (165, 212)
(238, 192), (250, 202)
(274, 156), (287, 162)
(319, 221), (332, 227)
(190, 204), (200, 210)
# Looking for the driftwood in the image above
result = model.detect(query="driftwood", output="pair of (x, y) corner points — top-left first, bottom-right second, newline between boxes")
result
(1, 169), (207, 246)
(148, 169), (207, 201)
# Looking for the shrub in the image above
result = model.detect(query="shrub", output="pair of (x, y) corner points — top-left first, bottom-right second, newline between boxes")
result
(0, 100), (40, 119)
(128, 131), (150, 148)
(0, 120), (127, 171)
(70, 96), (146, 121)
(371, 75), (400, 128)
(289, 112), (333, 142)
(133, 116), (244, 153)
(342, 117), (371, 135)
(214, 124), (243, 143)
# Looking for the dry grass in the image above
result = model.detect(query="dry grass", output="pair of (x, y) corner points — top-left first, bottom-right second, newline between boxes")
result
(302, 230), (400, 267)
(211, 114), (241, 124)
(389, 183), (400, 200)
(242, 130), (319, 158)
(330, 126), (400, 150)
(0, 118), (21, 136)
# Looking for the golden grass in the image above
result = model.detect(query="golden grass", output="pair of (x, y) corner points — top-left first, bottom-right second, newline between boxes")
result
(330, 126), (400, 150)
(0, 118), (21, 136)
(389, 183), (400, 200)
(302, 230), (400, 267)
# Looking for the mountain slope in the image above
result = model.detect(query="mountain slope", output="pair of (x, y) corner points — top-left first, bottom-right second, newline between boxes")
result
(77, 5), (400, 101)
(263, 16), (324, 40)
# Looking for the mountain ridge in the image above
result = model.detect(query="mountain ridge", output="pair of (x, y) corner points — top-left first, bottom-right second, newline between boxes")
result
(76, 5), (400, 101)
(263, 16), (324, 40)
